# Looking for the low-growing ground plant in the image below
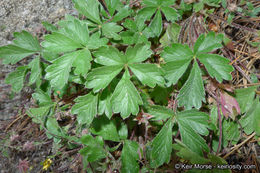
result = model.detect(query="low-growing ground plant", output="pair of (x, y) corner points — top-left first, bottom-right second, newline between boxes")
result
(0, 0), (259, 172)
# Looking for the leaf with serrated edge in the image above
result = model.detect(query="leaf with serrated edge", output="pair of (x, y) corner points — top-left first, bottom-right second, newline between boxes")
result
(129, 63), (165, 88)
(193, 32), (223, 54)
(104, 0), (119, 16)
(5, 66), (28, 93)
(91, 115), (120, 141)
(28, 56), (41, 85)
(146, 10), (162, 37)
(161, 6), (179, 22)
(94, 46), (125, 66)
(79, 135), (106, 162)
(173, 140), (209, 164)
(163, 59), (192, 86)
(98, 88), (113, 119)
(177, 109), (210, 136)
(177, 115), (209, 155)
(161, 43), (193, 62)
(60, 19), (89, 46)
(121, 140), (140, 173)
(147, 105), (174, 121)
(240, 98), (260, 135)
(0, 31), (40, 64)
(85, 65), (123, 93)
(126, 44), (152, 63)
(45, 52), (76, 89)
(87, 32), (108, 49)
(13, 31), (40, 51)
(150, 119), (173, 168)
(32, 89), (53, 106)
(235, 86), (258, 113)
(102, 22), (123, 40)
(0, 45), (35, 65)
(42, 32), (82, 53)
(177, 61), (205, 109)
(71, 92), (98, 125)
(72, 49), (92, 77)
(198, 54), (234, 82)
(111, 70), (143, 119)
(73, 0), (101, 24)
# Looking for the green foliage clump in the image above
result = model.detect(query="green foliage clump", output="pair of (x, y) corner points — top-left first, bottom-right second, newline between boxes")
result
(0, 0), (259, 172)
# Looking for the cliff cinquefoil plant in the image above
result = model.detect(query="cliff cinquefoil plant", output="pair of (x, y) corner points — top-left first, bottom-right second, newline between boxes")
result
(1, 0), (259, 172)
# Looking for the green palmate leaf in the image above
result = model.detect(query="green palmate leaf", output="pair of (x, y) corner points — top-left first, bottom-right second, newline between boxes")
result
(222, 120), (240, 147)
(147, 105), (174, 121)
(177, 115), (209, 155)
(160, 23), (181, 47)
(177, 109), (210, 136)
(129, 63), (165, 88)
(111, 70), (143, 119)
(46, 49), (92, 88)
(121, 18), (149, 44)
(161, 6), (179, 22)
(91, 115), (120, 141)
(173, 140), (210, 164)
(0, 31), (40, 64)
(193, 32), (223, 54)
(144, 10), (162, 37)
(45, 52), (74, 89)
(123, 19), (137, 31)
(161, 43), (193, 62)
(5, 66), (28, 93)
(125, 44), (152, 63)
(198, 54), (234, 82)
(136, 7), (157, 26)
(94, 46), (125, 66)
(121, 140), (140, 173)
(0, 45), (35, 64)
(240, 98), (260, 135)
(161, 43), (193, 86)
(85, 65), (123, 93)
(72, 49), (92, 77)
(111, 4), (132, 22)
(86, 32), (108, 49)
(28, 56), (41, 85)
(32, 89), (53, 106)
(46, 117), (61, 139)
(27, 105), (52, 124)
(71, 92), (98, 125)
(163, 59), (192, 86)
(73, 0), (101, 24)
(104, 0), (119, 16)
(59, 18), (89, 46)
(102, 22), (123, 40)
(143, 0), (158, 6)
(42, 32), (82, 53)
(150, 119), (173, 168)
(13, 31), (41, 51)
(235, 86), (258, 113)
(118, 122), (128, 140)
(98, 88), (113, 119)
(80, 135), (106, 162)
(177, 61), (205, 109)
